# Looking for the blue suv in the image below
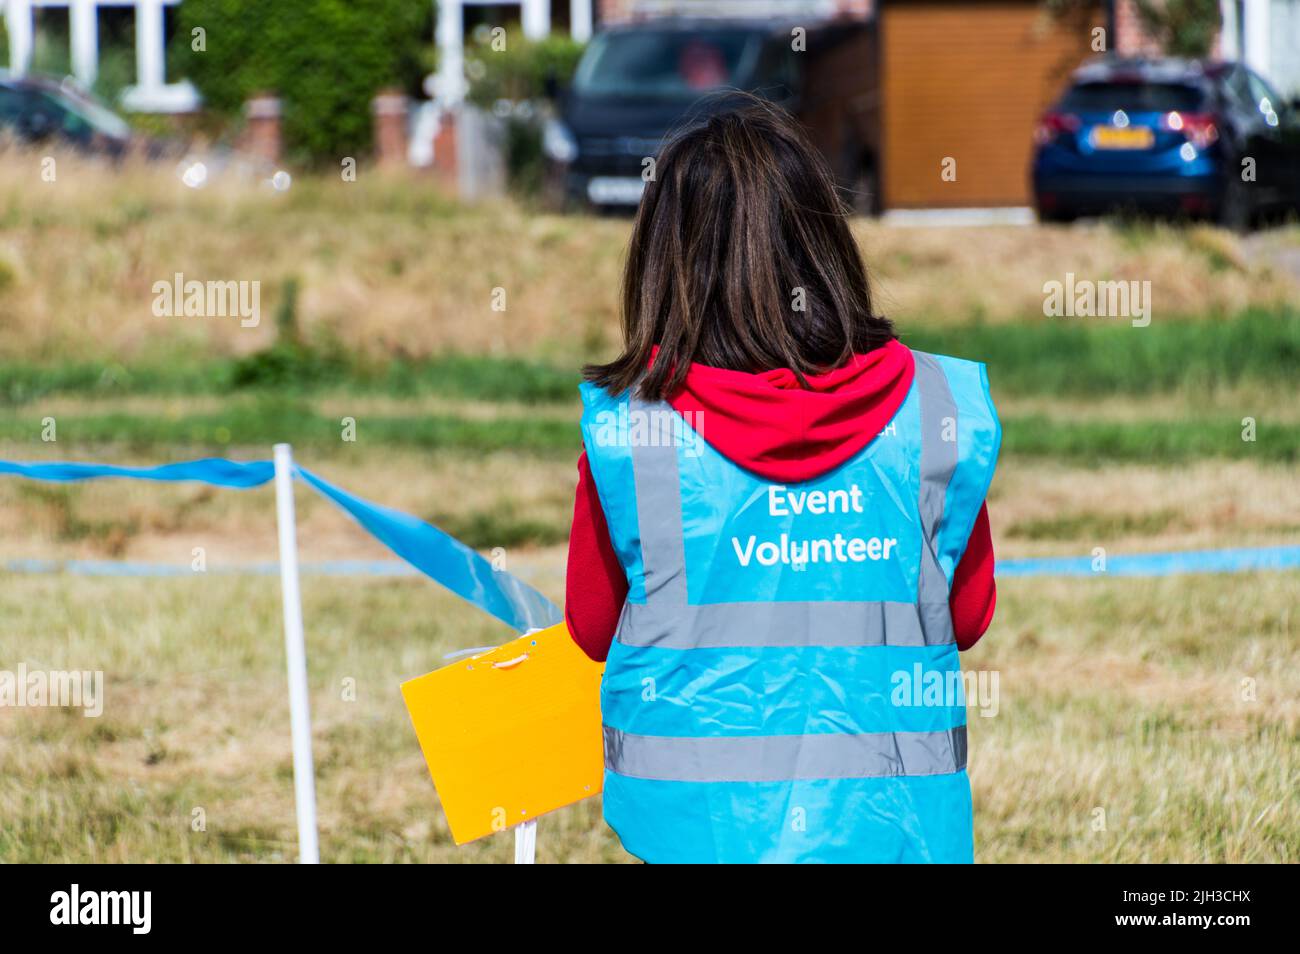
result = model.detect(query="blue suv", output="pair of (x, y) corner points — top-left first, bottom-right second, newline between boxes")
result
(1031, 58), (1300, 227)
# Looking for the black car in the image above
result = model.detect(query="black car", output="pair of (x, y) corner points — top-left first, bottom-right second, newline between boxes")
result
(544, 19), (878, 211)
(1031, 57), (1300, 227)
(0, 73), (136, 157)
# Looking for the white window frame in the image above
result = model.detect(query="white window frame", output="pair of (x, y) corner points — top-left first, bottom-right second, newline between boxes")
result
(3, 0), (199, 112)
(1219, 0), (1271, 78)
(435, 0), (594, 106)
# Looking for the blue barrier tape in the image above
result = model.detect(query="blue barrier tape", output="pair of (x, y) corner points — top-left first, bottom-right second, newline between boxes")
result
(2, 559), (424, 577)
(4, 547), (1298, 584)
(997, 545), (1300, 578)
(0, 457), (562, 633)
(6, 547), (1299, 580)
(294, 466), (561, 632)
(0, 458), (275, 487)
(2, 459), (1296, 603)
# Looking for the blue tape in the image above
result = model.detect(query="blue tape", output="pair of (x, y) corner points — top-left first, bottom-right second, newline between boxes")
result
(295, 466), (561, 632)
(0, 458), (275, 487)
(0, 456), (562, 633)
(998, 545), (1300, 577)
(3, 458), (1296, 618)
(2, 559), (424, 578)
(7, 548), (1298, 581)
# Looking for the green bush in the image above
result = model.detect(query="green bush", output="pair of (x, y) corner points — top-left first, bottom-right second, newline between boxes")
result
(464, 31), (585, 109)
(170, 0), (432, 164)
(465, 31), (585, 195)
(1133, 0), (1222, 57)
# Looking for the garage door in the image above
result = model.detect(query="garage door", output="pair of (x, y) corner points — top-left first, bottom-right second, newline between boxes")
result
(880, 0), (1099, 208)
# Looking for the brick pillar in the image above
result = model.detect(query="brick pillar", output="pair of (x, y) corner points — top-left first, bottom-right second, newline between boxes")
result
(432, 106), (458, 188)
(597, 0), (634, 25)
(242, 94), (282, 165)
(372, 89), (409, 168)
(1113, 0), (1165, 57)
(833, 0), (874, 19)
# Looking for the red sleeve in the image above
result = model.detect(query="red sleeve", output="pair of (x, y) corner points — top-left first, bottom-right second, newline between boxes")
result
(565, 453), (996, 658)
(564, 452), (628, 662)
(949, 503), (996, 651)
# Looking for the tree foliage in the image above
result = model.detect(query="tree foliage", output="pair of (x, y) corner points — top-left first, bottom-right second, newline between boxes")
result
(171, 0), (432, 163)
(1132, 0), (1222, 57)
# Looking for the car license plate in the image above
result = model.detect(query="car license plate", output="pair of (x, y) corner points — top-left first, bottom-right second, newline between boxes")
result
(1091, 125), (1154, 150)
(587, 177), (645, 205)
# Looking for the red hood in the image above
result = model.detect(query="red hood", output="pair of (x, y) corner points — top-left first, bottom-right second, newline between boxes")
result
(655, 339), (915, 483)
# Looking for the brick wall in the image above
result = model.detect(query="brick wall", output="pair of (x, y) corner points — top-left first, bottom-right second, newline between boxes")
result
(594, 1), (1216, 62)
(596, 0), (874, 25)
(1112, 0), (1168, 56)
(597, 0), (633, 22)
(1115, 0), (1232, 58)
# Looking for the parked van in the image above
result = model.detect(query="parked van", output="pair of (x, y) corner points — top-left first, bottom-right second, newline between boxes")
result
(543, 18), (881, 212)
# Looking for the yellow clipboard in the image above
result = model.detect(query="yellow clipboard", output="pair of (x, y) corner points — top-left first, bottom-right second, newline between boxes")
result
(400, 622), (605, 845)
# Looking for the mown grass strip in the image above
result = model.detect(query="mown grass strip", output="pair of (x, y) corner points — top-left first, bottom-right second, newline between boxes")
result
(1001, 415), (1298, 463)
(0, 351), (580, 406)
(905, 306), (1300, 396)
(2, 404), (1297, 464)
(3, 308), (1298, 405)
(0, 400), (580, 456)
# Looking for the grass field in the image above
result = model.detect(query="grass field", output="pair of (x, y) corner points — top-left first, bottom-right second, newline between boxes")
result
(1, 156), (1297, 862)
(2, 569), (1294, 863)
(2, 154), (1298, 366)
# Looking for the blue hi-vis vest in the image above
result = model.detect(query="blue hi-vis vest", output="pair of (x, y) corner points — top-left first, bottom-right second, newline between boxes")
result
(578, 351), (1000, 863)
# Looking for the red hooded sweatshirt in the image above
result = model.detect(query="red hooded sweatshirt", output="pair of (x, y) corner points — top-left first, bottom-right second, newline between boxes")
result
(565, 340), (996, 661)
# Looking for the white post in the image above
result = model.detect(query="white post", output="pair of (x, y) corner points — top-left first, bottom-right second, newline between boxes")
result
(135, 0), (166, 95)
(273, 443), (320, 865)
(70, 0), (100, 87)
(571, 0), (593, 43)
(1218, 0), (1240, 60)
(5, 0), (34, 77)
(509, 629), (544, 864)
(1242, 0), (1271, 80)
(514, 819), (537, 864)
(435, 0), (466, 106)
(522, 0), (550, 41)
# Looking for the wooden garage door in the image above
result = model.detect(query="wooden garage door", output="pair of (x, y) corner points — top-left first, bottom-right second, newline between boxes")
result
(881, 1), (1098, 208)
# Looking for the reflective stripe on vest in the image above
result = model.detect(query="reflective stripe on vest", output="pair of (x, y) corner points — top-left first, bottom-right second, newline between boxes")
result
(621, 350), (958, 649)
(607, 352), (969, 783)
(604, 725), (967, 782)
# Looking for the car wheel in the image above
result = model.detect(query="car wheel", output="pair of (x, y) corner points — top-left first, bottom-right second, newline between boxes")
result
(847, 163), (880, 216)
(1036, 204), (1077, 224)
(1217, 177), (1252, 232)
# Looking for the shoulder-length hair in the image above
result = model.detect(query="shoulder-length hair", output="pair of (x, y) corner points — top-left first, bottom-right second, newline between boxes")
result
(584, 91), (894, 400)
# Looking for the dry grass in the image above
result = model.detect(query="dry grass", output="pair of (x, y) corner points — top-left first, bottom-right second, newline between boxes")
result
(0, 441), (578, 566)
(989, 459), (1300, 554)
(0, 572), (607, 863)
(3, 150), (1297, 863)
(2, 439), (1295, 564)
(1, 562), (1294, 863)
(861, 217), (1298, 326)
(971, 573), (1298, 863)
(2, 150), (1296, 367)
(995, 383), (1300, 425)
(0, 439), (1295, 862)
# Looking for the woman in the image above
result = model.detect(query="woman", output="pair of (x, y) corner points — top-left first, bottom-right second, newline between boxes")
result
(566, 94), (1000, 863)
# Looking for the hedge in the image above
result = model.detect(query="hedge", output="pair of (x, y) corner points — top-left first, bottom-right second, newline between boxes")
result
(170, 0), (432, 164)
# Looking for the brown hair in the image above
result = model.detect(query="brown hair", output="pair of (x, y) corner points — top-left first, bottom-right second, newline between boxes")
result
(584, 91), (894, 400)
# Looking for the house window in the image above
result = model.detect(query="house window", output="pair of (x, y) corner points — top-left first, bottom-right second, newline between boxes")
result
(3, 0), (197, 112)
